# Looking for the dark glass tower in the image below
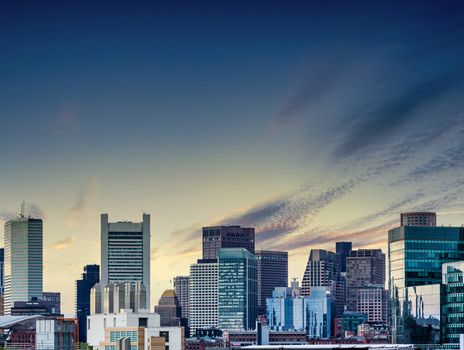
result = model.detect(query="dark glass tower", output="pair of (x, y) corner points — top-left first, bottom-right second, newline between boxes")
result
(256, 250), (288, 314)
(218, 248), (258, 330)
(388, 226), (464, 344)
(75, 264), (100, 343)
(336, 242), (352, 273)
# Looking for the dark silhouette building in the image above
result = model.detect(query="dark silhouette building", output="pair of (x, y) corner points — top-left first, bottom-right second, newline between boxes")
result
(11, 297), (62, 316)
(173, 276), (189, 321)
(202, 226), (255, 259)
(75, 264), (100, 343)
(256, 250), (288, 314)
(336, 242), (352, 273)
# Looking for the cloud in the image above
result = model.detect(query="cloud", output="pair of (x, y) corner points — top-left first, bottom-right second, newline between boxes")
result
(28, 202), (46, 219)
(333, 71), (464, 159)
(52, 236), (75, 250)
(406, 131), (464, 182)
(0, 210), (16, 222)
(66, 177), (98, 228)
(0, 202), (45, 223)
(160, 177), (364, 260)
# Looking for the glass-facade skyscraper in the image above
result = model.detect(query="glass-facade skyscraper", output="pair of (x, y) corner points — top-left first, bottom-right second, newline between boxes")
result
(442, 261), (464, 348)
(4, 217), (43, 315)
(218, 248), (258, 331)
(388, 225), (464, 344)
(75, 264), (100, 342)
(100, 213), (150, 308)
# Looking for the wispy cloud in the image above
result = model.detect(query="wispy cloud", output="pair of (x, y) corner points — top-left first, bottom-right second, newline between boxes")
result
(66, 177), (98, 228)
(52, 236), (75, 250)
(0, 210), (16, 222)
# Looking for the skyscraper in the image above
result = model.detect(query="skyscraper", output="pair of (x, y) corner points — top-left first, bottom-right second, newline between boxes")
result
(335, 242), (352, 273)
(202, 226), (255, 259)
(345, 249), (385, 312)
(173, 276), (189, 321)
(189, 259), (218, 335)
(256, 250), (288, 313)
(301, 250), (339, 295)
(388, 225), (464, 344)
(400, 212), (436, 226)
(100, 213), (150, 308)
(75, 264), (100, 343)
(4, 217), (43, 315)
(154, 289), (182, 326)
(442, 261), (464, 347)
(218, 248), (258, 331)
(301, 249), (343, 317)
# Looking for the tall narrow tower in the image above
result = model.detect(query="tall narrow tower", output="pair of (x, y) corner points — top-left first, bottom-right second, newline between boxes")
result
(4, 216), (43, 315)
(100, 213), (151, 308)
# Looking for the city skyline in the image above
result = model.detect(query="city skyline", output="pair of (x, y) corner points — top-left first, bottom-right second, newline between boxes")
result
(1, 0), (464, 316)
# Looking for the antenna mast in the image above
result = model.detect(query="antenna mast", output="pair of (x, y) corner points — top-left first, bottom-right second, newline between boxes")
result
(20, 201), (25, 218)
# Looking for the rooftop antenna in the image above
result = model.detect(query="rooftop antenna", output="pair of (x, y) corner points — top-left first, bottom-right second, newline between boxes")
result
(20, 201), (25, 218)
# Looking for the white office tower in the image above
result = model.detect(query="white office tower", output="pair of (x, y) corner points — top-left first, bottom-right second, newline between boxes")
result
(4, 216), (43, 315)
(100, 213), (151, 309)
(189, 259), (218, 334)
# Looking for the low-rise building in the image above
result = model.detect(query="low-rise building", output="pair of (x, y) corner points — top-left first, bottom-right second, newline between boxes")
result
(266, 286), (333, 338)
(87, 309), (160, 347)
(35, 318), (78, 349)
(224, 322), (307, 350)
(97, 325), (184, 350)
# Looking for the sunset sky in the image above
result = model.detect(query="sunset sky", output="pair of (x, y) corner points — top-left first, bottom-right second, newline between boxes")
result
(1, 1), (464, 315)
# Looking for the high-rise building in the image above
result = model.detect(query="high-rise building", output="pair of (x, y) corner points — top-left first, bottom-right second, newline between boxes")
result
(100, 213), (151, 308)
(218, 248), (258, 331)
(75, 264), (100, 343)
(155, 289), (182, 326)
(4, 217), (43, 315)
(400, 212), (436, 226)
(301, 249), (343, 317)
(173, 276), (189, 321)
(388, 225), (464, 344)
(189, 259), (218, 334)
(345, 249), (385, 312)
(42, 292), (61, 314)
(336, 242), (352, 274)
(301, 250), (338, 295)
(442, 261), (464, 347)
(256, 250), (288, 313)
(202, 226), (255, 259)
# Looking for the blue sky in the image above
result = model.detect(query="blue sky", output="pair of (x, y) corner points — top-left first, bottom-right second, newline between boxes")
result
(1, 1), (464, 314)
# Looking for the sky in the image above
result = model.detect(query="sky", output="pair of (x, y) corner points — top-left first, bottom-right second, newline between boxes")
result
(1, 1), (464, 315)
